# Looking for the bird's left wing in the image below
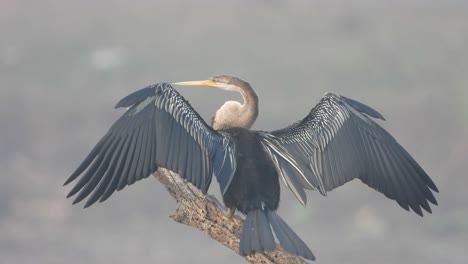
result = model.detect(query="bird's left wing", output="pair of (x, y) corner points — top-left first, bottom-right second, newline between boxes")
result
(259, 93), (438, 216)
(64, 83), (236, 207)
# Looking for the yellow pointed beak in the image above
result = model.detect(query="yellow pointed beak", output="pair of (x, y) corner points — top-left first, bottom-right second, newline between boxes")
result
(172, 79), (217, 87)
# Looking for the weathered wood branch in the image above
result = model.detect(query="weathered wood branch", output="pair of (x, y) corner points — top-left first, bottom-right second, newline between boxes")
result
(153, 168), (307, 264)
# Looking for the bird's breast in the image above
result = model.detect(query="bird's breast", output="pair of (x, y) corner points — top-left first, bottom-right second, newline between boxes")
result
(220, 128), (280, 214)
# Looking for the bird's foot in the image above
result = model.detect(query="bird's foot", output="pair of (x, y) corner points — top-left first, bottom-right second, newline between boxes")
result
(206, 194), (235, 219)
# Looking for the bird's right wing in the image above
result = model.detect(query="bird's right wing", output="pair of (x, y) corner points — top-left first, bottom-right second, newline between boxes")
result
(64, 83), (236, 208)
(260, 93), (438, 216)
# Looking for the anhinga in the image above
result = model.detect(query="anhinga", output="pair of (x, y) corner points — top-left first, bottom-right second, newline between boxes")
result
(65, 75), (438, 261)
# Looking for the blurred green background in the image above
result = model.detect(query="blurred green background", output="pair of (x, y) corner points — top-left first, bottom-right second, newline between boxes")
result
(1, 0), (467, 263)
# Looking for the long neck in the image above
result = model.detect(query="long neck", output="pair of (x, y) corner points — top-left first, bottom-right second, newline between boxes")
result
(239, 82), (259, 126)
(212, 82), (259, 130)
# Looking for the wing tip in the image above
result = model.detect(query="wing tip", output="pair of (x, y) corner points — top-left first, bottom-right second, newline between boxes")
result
(64, 171), (81, 186)
(428, 181), (439, 193)
(65, 191), (74, 199)
(66, 185), (82, 199)
(83, 199), (95, 208)
(325, 93), (386, 120)
(63, 177), (73, 186)
(415, 206), (434, 217)
(114, 85), (158, 108)
(71, 197), (81, 205)
(405, 200), (436, 217)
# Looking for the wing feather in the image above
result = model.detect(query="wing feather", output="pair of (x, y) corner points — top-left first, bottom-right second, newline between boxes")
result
(85, 135), (127, 207)
(65, 83), (236, 207)
(100, 134), (133, 202)
(261, 93), (438, 215)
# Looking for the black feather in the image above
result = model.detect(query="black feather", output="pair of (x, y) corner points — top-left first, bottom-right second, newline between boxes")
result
(66, 83), (235, 207)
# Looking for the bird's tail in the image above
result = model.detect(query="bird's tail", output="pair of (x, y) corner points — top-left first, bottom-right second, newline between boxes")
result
(239, 209), (315, 261)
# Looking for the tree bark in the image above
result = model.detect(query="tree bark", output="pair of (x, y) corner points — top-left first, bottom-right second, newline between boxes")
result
(153, 168), (307, 264)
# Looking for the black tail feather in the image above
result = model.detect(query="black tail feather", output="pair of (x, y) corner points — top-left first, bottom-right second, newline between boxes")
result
(239, 209), (315, 261)
(239, 209), (275, 256)
(267, 210), (315, 260)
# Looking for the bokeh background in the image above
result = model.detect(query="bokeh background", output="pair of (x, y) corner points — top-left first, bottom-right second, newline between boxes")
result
(1, 0), (467, 263)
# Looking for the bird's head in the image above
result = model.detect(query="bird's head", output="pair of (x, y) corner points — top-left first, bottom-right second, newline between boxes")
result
(173, 75), (250, 92)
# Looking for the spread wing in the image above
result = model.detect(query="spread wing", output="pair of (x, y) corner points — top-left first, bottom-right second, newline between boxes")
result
(64, 83), (236, 207)
(260, 93), (438, 216)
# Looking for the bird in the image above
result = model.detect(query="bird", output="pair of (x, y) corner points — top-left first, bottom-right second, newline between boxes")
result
(64, 75), (438, 261)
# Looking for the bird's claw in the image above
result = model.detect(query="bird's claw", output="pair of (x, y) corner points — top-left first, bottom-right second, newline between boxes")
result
(206, 194), (235, 218)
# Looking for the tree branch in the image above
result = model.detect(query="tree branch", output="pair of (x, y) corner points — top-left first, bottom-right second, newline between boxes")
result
(153, 168), (307, 264)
